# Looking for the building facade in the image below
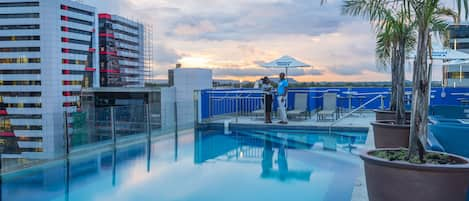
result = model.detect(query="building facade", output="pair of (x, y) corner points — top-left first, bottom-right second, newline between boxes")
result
(445, 24), (469, 87)
(0, 0), (98, 159)
(98, 13), (144, 88)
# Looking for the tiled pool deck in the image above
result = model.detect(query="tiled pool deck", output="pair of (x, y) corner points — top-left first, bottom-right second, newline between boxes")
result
(205, 112), (376, 201)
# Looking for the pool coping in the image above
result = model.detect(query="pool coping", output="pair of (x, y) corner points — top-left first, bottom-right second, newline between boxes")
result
(198, 122), (370, 133)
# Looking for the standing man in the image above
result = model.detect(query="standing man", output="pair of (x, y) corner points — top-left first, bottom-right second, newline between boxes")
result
(277, 73), (288, 124)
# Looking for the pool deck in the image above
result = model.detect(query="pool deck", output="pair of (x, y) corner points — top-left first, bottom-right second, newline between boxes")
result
(206, 112), (375, 129)
(204, 112), (376, 201)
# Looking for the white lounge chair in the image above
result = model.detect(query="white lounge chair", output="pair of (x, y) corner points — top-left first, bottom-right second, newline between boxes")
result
(317, 93), (337, 121)
(288, 93), (309, 120)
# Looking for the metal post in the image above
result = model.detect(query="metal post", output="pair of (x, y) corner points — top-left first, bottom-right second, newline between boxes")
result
(146, 103), (152, 139)
(174, 101), (178, 137)
(380, 95), (385, 110)
(110, 106), (117, 187)
(64, 111), (70, 156)
(235, 95), (239, 123)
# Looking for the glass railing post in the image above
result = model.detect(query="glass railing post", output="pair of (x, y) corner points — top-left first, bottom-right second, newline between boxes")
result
(146, 103), (152, 139)
(110, 106), (116, 147)
(174, 101), (178, 137)
(380, 95), (385, 110)
(64, 111), (70, 156)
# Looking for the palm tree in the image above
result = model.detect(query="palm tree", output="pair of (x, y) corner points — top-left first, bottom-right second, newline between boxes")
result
(403, 0), (464, 161)
(342, 0), (414, 125)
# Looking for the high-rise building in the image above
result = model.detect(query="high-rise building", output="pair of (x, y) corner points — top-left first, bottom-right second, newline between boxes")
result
(445, 24), (469, 87)
(98, 14), (145, 88)
(0, 0), (98, 158)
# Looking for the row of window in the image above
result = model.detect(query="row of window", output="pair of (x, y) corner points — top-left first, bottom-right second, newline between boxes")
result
(62, 37), (90, 46)
(63, 59), (87, 65)
(0, 70), (40, 74)
(63, 80), (82, 86)
(113, 29), (139, 38)
(0, 24), (39, 30)
(62, 48), (88, 55)
(111, 20), (139, 31)
(0, 103), (42, 108)
(116, 38), (139, 47)
(0, 13), (39, 19)
(0, 92), (41, 97)
(62, 16), (93, 26)
(0, 58), (40, 64)
(62, 26), (92, 36)
(0, 81), (41, 86)
(0, 47), (40, 53)
(0, 114), (42, 119)
(0, 35), (40, 41)
(118, 47), (139, 54)
(61, 4), (93, 17)
(447, 72), (469, 79)
(0, 2), (39, 7)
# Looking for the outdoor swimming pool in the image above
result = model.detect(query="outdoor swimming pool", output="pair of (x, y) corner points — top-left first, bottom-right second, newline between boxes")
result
(2, 127), (368, 201)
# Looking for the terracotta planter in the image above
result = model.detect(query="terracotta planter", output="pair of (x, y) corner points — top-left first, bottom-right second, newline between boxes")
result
(371, 121), (410, 148)
(374, 110), (411, 121)
(361, 149), (469, 201)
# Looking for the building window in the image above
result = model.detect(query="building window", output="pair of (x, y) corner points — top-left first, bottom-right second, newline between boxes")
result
(62, 38), (90, 45)
(447, 72), (469, 79)
(0, 81), (41, 86)
(0, 92), (41, 97)
(61, 16), (93, 26)
(62, 59), (87, 65)
(0, 70), (40, 74)
(61, 5), (93, 16)
(62, 26), (92, 36)
(0, 36), (40, 41)
(0, 58), (40, 64)
(0, 24), (39, 30)
(0, 103), (42, 108)
(0, 13), (39, 19)
(0, 2), (39, 7)
(0, 47), (40, 52)
(62, 80), (83, 86)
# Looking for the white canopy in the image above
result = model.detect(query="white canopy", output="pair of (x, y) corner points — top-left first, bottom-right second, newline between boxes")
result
(262, 55), (311, 77)
(407, 32), (469, 60)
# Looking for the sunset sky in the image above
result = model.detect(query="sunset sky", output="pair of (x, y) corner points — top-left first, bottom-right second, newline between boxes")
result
(84, 0), (455, 82)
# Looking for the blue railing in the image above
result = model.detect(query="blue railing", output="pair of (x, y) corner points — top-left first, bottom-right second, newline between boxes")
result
(199, 87), (469, 120)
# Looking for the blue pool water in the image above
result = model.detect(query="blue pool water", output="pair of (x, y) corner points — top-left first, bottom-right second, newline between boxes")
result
(2, 128), (367, 201)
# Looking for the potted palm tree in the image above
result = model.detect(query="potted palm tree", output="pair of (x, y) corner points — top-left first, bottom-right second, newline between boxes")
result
(343, 1), (413, 148)
(322, 0), (469, 200)
(356, 0), (469, 200)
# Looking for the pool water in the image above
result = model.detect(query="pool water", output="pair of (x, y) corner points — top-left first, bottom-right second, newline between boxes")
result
(2, 128), (367, 201)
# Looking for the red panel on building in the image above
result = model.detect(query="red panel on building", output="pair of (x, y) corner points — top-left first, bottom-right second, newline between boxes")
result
(63, 91), (72, 96)
(63, 70), (71, 74)
(61, 5), (69, 10)
(61, 16), (69, 21)
(0, 132), (15, 137)
(100, 51), (117, 56)
(98, 13), (112, 19)
(0, 110), (7, 115)
(85, 67), (96, 72)
(99, 33), (115, 38)
(61, 37), (69, 43)
(89, 48), (96, 52)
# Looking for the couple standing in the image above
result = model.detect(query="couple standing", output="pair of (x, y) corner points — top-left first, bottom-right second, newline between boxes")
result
(261, 73), (288, 124)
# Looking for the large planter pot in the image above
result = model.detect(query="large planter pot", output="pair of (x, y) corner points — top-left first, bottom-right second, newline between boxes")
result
(361, 149), (469, 201)
(371, 121), (410, 148)
(374, 110), (411, 121)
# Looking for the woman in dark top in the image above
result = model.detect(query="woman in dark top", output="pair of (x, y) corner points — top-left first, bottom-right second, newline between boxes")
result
(261, 77), (273, 123)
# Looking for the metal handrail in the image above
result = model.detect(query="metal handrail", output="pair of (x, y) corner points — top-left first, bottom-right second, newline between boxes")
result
(328, 95), (384, 134)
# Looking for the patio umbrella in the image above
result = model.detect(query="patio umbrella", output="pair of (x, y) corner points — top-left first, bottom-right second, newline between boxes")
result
(261, 55), (311, 77)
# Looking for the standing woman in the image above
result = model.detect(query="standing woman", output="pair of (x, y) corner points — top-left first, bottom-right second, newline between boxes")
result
(261, 77), (273, 123)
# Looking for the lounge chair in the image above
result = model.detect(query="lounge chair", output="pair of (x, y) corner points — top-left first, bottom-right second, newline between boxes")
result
(288, 93), (309, 120)
(317, 93), (337, 121)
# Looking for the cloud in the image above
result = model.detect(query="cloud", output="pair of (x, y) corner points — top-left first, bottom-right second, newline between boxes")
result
(154, 44), (182, 64)
(211, 67), (322, 77)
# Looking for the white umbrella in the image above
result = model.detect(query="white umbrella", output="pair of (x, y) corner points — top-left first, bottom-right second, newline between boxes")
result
(262, 55), (311, 77)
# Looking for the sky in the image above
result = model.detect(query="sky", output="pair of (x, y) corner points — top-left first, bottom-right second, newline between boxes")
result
(83, 0), (456, 82)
